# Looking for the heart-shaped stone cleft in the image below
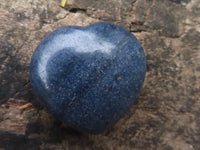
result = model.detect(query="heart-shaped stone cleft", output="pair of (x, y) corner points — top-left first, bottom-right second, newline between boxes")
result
(30, 22), (146, 134)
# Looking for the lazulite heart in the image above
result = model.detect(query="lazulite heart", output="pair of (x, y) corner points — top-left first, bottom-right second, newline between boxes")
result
(30, 22), (146, 133)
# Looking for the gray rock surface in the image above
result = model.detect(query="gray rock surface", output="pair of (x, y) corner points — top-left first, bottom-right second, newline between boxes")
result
(0, 0), (200, 149)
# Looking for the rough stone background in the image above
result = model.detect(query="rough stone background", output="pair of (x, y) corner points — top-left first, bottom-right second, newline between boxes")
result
(0, 0), (200, 149)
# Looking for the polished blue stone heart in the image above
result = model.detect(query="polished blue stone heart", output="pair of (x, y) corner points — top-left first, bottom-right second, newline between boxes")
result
(30, 22), (146, 133)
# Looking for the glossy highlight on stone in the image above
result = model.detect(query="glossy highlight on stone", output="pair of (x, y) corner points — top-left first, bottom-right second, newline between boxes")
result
(30, 22), (146, 133)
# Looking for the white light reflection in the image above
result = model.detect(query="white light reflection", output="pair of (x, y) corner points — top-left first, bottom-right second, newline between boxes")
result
(38, 30), (115, 88)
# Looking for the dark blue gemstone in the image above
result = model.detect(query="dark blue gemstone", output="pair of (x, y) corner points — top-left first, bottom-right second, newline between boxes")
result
(30, 22), (146, 133)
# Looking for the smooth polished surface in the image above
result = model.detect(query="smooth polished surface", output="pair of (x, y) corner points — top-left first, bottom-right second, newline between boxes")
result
(30, 22), (146, 133)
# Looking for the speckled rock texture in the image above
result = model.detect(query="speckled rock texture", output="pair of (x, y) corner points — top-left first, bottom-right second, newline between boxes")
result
(30, 22), (146, 133)
(0, 0), (200, 149)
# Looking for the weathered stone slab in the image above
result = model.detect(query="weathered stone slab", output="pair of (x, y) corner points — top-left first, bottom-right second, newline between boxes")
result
(0, 0), (200, 149)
